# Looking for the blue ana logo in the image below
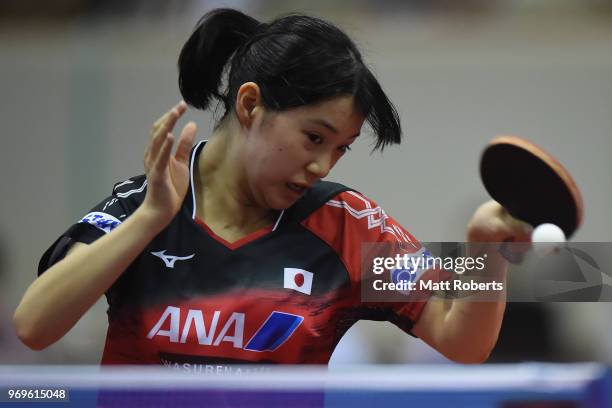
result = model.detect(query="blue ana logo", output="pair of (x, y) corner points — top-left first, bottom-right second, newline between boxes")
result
(244, 311), (303, 352)
(79, 211), (122, 234)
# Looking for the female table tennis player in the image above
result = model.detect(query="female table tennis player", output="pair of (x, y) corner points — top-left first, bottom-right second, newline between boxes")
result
(14, 9), (530, 365)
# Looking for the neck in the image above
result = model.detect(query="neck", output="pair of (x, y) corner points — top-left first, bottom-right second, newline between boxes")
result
(195, 125), (276, 232)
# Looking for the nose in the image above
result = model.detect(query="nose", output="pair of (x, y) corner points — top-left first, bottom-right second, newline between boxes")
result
(306, 153), (334, 179)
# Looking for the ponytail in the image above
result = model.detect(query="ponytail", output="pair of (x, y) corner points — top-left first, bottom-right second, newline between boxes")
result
(178, 9), (402, 150)
(178, 9), (260, 111)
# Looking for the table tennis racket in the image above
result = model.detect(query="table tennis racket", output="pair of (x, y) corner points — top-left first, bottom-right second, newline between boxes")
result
(479, 135), (583, 261)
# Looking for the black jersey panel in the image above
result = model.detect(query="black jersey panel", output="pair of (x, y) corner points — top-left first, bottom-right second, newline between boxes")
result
(38, 174), (147, 276)
(281, 180), (353, 225)
(109, 214), (352, 309)
(38, 223), (105, 275)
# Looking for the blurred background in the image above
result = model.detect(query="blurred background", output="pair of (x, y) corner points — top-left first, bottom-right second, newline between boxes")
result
(0, 0), (611, 365)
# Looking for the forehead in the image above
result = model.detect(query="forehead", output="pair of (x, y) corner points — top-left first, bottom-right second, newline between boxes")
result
(282, 96), (365, 132)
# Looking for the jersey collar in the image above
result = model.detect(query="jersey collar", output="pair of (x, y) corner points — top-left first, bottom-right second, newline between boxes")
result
(185, 140), (286, 231)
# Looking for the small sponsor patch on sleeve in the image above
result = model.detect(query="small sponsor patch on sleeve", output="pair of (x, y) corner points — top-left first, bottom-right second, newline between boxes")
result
(388, 246), (434, 295)
(79, 211), (122, 234)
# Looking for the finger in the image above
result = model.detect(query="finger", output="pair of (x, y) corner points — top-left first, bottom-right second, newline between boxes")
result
(175, 100), (187, 116)
(149, 109), (177, 162)
(515, 222), (534, 244)
(154, 133), (174, 173)
(144, 144), (151, 169)
(152, 109), (175, 136)
(155, 106), (184, 143)
(174, 122), (197, 165)
(153, 108), (178, 138)
(144, 135), (158, 172)
(503, 214), (533, 244)
(160, 101), (187, 133)
(500, 216), (533, 260)
(147, 102), (186, 173)
(144, 126), (160, 163)
(152, 101), (186, 131)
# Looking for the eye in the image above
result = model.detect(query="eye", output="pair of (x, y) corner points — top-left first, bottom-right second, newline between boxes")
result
(306, 133), (323, 145)
(338, 145), (352, 153)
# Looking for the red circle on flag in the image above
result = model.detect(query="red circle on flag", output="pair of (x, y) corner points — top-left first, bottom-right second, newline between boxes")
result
(294, 273), (305, 287)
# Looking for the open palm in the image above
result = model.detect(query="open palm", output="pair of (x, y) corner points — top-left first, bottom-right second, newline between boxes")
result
(143, 101), (197, 223)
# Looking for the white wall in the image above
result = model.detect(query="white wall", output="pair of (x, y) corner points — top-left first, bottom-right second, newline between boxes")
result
(1, 8), (610, 364)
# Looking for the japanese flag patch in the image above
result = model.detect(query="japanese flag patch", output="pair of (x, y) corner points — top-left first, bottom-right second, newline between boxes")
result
(284, 268), (313, 295)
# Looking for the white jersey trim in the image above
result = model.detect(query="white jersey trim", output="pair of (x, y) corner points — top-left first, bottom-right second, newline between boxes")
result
(190, 140), (207, 219)
(272, 210), (285, 232)
(113, 179), (135, 191)
(326, 191), (418, 246)
(116, 180), (147, 198)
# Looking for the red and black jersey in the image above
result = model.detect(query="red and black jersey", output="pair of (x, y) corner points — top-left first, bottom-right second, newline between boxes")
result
(39, 141), (429, 366)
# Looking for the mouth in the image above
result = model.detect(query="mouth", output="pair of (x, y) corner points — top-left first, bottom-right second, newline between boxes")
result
(286, 182), (309, 195)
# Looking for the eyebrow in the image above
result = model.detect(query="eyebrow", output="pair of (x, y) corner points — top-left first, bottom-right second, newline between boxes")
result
(307, 119), (360, 138)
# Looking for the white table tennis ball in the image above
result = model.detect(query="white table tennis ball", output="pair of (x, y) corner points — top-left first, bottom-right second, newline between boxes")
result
(532, 223), (566, 242)
(531, 223), (566, 256)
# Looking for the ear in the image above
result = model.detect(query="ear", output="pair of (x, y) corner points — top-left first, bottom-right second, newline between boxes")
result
(235, 82), (262, 129)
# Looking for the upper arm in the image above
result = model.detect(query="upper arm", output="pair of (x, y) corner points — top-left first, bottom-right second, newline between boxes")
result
(411, 297), (451, 352)
(38, 175), (145, 276)
(64, 241), (89, 259)
(411, 297), (496, 364)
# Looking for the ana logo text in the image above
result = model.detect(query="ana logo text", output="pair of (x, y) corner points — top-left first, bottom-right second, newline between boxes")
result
(147, 306), (303, 352)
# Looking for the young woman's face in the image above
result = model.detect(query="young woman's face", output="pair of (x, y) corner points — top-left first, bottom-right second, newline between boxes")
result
(242, 95), (364, 210)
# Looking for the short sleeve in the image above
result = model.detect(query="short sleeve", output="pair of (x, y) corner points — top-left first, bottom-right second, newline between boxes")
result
(301, 189), (435, 336)
(38, 175), (147, 275)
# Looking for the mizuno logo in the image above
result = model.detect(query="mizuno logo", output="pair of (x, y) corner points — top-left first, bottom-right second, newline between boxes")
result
(151, 250), (195, 268)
